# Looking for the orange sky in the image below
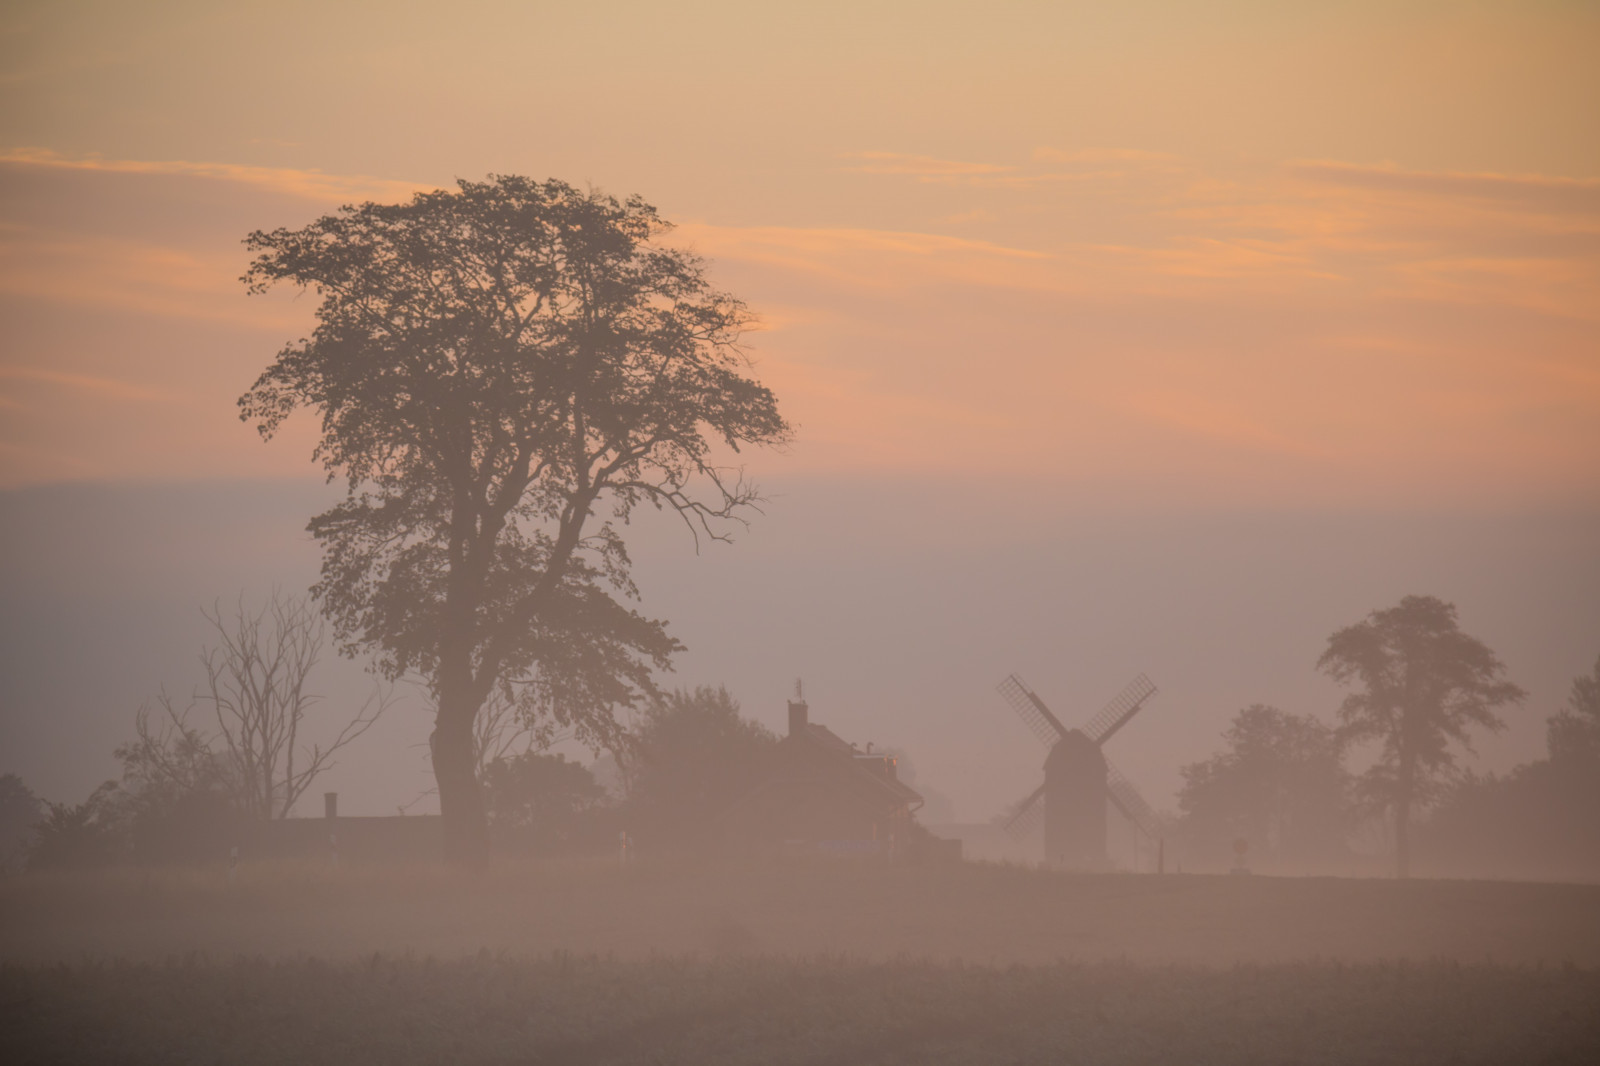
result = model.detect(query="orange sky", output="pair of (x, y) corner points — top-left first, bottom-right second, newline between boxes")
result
(2, 1), (1597, 506)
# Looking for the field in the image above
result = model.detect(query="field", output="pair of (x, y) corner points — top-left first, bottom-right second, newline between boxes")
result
(4, 859), (1600, 1063)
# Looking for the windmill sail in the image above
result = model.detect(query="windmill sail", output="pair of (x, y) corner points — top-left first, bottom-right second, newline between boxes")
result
(1001, 782), (1046, 838)
(1082, 673), (1158, 746)
(997, 673), (1069, 747)
(1104, 756), (1164, 841)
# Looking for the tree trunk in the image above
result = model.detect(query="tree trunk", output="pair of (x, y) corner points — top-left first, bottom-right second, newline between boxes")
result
(1394, 705), (1420, 879)
(433, 691), (490, 869)
(1394, 791), (1411, 879)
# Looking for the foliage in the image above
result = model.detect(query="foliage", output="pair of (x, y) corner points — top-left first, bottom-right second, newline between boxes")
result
(483, 752), (607, 852)
(113, 702), (241, 861)
(26, 782), (125, 870)
(1176, 704), (1348, 868)
(120, 591), (387, 826)
(0, 773), (42, 873)
(197, 592), (388, 820)
(625, 685), (776, 845)
(1317, 594), (1524, 877)
(1423, 652), (1600, 880)
(238, 175), (790, 864)
(1547, 653), (1600, 765)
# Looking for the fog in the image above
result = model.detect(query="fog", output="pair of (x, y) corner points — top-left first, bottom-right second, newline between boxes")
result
(5, 2), (1600, 1061)
(5, 477), (1594, 827)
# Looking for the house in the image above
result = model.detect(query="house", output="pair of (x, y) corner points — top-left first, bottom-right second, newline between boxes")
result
(719, 694), (929, 857)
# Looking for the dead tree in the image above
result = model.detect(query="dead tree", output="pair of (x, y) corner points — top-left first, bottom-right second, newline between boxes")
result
(190, 590), (389, 819)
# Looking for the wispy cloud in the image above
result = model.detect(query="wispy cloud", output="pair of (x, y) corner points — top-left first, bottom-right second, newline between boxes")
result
(0, 366), (175, 402)
(0, 148), (1592, 503)
(1033, 146), (1179, 166)
(1288, 160), (1600, 215)
(842, 152), (1017, 178)
(677, 222), (1054, 294)
(0, 147), (433, 204)
(0, 227), (303, 328)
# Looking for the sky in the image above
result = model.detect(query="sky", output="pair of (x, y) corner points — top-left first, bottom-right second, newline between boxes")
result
(1, 1), (1597, 824)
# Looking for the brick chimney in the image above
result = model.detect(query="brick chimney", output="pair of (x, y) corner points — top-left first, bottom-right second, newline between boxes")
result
(788, 697), (809, 738)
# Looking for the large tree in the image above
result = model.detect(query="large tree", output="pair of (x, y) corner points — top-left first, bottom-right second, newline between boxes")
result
(238, 177), (790, 865)
(1317, 594), (1524, 878)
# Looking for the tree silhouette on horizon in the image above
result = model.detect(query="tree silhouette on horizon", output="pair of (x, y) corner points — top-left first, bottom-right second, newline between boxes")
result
(238, 176), (790, 866)
(1318, 594), (1523, 879)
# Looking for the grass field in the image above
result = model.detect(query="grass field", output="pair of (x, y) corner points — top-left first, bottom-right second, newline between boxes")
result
(7, 954), (1600, 1065)
(4, 859), (1600, 1062)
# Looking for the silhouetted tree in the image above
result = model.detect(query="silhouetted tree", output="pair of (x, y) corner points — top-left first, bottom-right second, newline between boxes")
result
(0, 774), (43, 873)
(626, 685), (776, 847)
(114, 703), (240, 861)
(1176, 704), (1348, 868)
(124, 591), (388, 822)
(1423, 652), (1600, 880)
(240, 177), (789, 866)
(484, 752), (607, 852)
(27, 782), (124, 870)
(1318, 595), (1524, 878)
(1548, 653), (1600, 766)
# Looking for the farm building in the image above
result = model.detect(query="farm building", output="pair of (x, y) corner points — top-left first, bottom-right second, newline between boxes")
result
(718, 695), (931, 857)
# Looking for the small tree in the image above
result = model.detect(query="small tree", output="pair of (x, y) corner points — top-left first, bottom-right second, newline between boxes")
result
(128, 591), (389, 822)
(626, 685), (775, 846)
(1177, 705), (1348, 868)
(200, 592), (389, 819)
(1423, 652), (1600, 879)
(1548, 653), (1600, 765)
(483, 752), (607, 852)
(1318, 595), (1524, 878)
(114, 703), (240, 860)
(27, 782), (124, 870)
(239, 177), (789, 865)
(0, 774), (43, 873)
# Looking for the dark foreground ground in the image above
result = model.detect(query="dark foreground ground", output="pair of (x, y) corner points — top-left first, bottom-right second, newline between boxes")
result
(6, 954), (1599, 1065)
(4, 860), (1600, 1063)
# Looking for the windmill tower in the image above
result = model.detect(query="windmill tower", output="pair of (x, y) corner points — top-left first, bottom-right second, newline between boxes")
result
(996, 673), (1165, 868)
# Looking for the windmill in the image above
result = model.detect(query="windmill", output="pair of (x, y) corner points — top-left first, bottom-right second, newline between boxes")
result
(996, 673), (1165, 868)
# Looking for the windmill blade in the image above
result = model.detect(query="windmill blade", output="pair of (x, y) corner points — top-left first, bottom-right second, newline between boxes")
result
(996, 674), (1069, 747)
(1104, 757), (1164, 842)
(1082, 673), (1158, 746)
(1000, 781), (1046, 839)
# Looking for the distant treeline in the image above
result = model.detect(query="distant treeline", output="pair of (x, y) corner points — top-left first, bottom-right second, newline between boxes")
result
(0, 684), (803, 870)
(1171, 652), (1600, 881)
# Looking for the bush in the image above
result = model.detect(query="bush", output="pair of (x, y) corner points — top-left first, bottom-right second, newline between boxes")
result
(28, 782), (126, 870)
(484, 752), (609, 854)
(624, 686), (775, 849)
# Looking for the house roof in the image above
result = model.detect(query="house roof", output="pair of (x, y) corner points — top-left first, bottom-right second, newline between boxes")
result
(791, 722), (924, 809)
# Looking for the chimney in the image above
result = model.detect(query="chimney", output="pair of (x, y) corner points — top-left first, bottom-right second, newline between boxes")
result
(787, 698), (809, 738)
(324, 792), (338, 819)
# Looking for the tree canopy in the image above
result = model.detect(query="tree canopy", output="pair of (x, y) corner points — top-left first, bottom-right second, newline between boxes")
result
(1547, 653), (1600, 765)
(625, 685), (776, 848)
(483, 752), (607, 852)
(239, 176), (790, 864)
(1177, 704), (1347, 869)
(1317, 594), (1523, 878)
(1423, 652), (1600, 880)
